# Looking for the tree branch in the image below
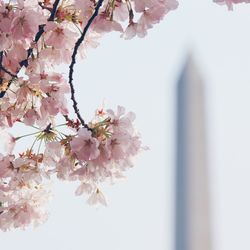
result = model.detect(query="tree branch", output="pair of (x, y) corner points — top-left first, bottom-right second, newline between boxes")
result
(0, 51), (16, 78)
(68, 0), (104, 129)
(0, 65), (17, 78)
(0, 52), (4, 98)
(48, 0), (61, 21)
(0, 51), (3, 65)
(0, 51), (17, 98)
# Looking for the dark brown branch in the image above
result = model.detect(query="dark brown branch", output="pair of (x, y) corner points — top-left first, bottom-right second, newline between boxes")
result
(68, 0), (104, 129)
(20, 24), (46, 67)
(0, 52), (4, 98)
(44, 123), (52, 133)
(0, 51), (3, 65)
(48, 0), (61, 21)
(0, 51), (13, 76)
(0, 51), (17, 98)
(0, 51), (17, 78)
(0, 65), (17, 78)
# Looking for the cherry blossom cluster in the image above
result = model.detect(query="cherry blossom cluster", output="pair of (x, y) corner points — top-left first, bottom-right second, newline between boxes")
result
(0, 105), (143, 230)
(0, 0), (247, 232)
(214, 0), (250, 10)
(1, 0), (170, 231)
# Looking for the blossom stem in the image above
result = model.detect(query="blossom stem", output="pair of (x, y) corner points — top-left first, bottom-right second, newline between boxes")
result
(37, 137), (43, 156)
(54, 129), (67, 139)
(15, 131), (41, 141)
(73, 23), (83, 35)
(68, 0), (104, 130)
(30, 136), (39, 153)
(17, 120), (41, 130)
(54, 124), (67, 128)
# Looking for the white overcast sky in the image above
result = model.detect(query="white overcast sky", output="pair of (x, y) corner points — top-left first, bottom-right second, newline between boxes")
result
(2, 0), (250, 250)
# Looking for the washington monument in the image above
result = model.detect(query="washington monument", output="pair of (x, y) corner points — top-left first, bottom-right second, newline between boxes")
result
(175, 56), (212, 250)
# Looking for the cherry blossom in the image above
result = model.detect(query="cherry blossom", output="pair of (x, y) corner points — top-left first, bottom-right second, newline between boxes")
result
(214, 0), (250, 9)
(87, 189), (107, 207)
(0, 186), (50, 231)
(0, 0), (246, 232)
(71, 128), (100, 161)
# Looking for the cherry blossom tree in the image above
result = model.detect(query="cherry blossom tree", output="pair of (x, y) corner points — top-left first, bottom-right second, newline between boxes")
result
(0, 0), (247, 231)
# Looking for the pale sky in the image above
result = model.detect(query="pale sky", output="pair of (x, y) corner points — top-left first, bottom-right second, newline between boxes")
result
(2, 1), (250, 249)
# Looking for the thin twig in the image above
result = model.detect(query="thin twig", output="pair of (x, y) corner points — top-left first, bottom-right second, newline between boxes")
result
(0, 51), (3, 66)
(68, 0), (104, 129)
(48, 0), (61, 21)
(0, 51), (4, 97)
(0, 66), (17, 78)
(0, 51), (3, 82)
(0, 51), (17, 97)
(0, 51), (15, 78)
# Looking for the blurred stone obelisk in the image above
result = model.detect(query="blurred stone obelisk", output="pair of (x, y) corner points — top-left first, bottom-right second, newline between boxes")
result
(175, 55), (212, 250)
